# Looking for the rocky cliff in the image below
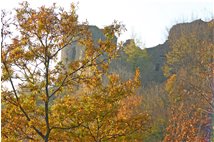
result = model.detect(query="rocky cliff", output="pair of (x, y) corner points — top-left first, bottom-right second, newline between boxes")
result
(61, 19), (213, 86)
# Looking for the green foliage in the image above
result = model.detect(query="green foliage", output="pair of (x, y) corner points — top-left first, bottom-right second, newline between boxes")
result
(123, 40), (149, 69)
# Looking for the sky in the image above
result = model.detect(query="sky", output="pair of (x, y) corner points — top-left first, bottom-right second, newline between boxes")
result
(0, 0), (213, 47)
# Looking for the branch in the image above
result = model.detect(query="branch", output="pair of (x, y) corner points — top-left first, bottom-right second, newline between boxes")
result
(51, 123), (82, 131)
(82, 123), (97, 142)
(1, 14), (45, 138)
(49, 44), (112, 99)
(181, 78), (214, 108)
(2, 61), (45, 139)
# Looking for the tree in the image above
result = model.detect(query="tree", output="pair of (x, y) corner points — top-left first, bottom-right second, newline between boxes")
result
(49, 70), (150, 141)
(1, 2), (150, 141)
(142, 83), (169, 142)
(163, 20), (214, 141)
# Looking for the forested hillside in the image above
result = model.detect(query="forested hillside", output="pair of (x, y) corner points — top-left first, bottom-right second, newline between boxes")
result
(1, 2), (213, 141)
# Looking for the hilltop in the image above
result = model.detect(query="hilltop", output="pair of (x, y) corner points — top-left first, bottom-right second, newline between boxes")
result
(61, 19), (213, 86)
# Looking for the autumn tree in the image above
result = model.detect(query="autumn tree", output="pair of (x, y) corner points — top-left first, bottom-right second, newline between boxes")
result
(163, 20), (214, 142)
(1, 2), (150, 141)
(49, 69), (150, 141)
(140, 83), (168, 142)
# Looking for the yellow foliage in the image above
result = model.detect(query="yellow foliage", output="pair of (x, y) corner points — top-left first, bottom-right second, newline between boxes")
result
(165, 74), (176, 94)
(1, 2), (147, 141)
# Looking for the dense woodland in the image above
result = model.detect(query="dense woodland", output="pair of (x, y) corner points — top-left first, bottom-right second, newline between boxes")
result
(1, 2), (214, 142)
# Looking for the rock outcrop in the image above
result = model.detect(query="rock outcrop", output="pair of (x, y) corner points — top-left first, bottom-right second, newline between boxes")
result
(61, 19), (213, 86)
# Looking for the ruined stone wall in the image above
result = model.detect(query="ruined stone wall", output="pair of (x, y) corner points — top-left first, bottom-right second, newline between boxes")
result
(61, 19), (213, 86)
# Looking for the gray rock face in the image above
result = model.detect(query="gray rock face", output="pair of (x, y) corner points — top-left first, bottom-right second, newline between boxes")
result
(108, 51), (134, 82)
(142, 41), (169, 84)
(61, 26), (108, 65)
(169, 19), (213, 42)
(61, 19), (213, 86)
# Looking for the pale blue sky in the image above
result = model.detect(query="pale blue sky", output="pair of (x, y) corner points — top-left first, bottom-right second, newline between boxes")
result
(1, 0), (213, 47)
